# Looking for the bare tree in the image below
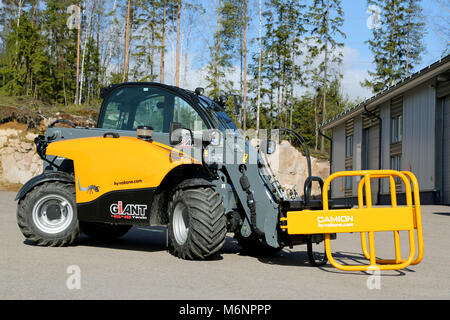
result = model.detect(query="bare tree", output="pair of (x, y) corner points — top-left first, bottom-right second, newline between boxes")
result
(160, 0), (167, 83)
(175, 0), (181, 86)
(106, 0), (118, 82)
(79, 0), (95, 104)
(242, 0), (248, 132)
(75, 0), (82, 104)
(256, 0), (262, 133)
(15, 0), (24, 27)
(123, 0), (132, 82)
(179, 0), (186, 87)
(430, 0), (450, 54)
(321, 0), (330, 153)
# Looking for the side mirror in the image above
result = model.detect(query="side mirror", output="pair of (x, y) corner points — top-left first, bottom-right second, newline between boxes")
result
(260, 140), (276, 155)
(202, 129), (222, 146)
(169, 122), (193, 146)
(169, 122), (182, 145)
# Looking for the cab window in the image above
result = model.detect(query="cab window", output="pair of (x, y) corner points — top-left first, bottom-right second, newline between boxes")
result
(174, 97), (207, 131)
(99, 86), (206, 132)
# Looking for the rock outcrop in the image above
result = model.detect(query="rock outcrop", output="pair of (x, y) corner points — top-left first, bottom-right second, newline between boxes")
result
(0, 127), (42, 185)
(258, 140), (330, 196)
(0, 105), (97, 188)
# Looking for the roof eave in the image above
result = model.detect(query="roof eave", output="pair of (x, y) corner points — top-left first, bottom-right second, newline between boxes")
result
(320, 56), (450, 131)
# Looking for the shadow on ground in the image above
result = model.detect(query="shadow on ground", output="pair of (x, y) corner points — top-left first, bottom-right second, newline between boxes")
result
(22, 226), (412, 275)
(433, 212), (450, 216)
(24, 226), (169, 254)
(255, 248), (410, 276)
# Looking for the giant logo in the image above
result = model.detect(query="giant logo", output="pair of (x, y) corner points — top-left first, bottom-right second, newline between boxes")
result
(110, 201), (147, 220)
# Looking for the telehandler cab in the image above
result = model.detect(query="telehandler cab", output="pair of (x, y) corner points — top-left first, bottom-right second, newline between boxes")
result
(16, 82), (424, 271)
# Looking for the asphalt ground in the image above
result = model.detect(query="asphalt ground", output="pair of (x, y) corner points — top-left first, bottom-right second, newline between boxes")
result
(0, 191), (449, 300)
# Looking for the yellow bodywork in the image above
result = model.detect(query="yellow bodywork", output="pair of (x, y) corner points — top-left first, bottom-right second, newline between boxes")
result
(280, 170), (424, 271)
(46, 136), (201, 204)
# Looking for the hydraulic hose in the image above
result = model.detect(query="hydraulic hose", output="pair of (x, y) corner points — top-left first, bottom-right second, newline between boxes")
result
(278, 128), (312, 178)
(239, 165), (264, 236)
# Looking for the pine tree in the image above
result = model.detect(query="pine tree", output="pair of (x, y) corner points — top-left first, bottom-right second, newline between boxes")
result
(306, 0), (345, 151)
(132, 0), (164, 82)
(205, 0), (227, 98)
(404, 0), (426, 77)
(250, 0), (307, 130)
(363, 0), (426, 92)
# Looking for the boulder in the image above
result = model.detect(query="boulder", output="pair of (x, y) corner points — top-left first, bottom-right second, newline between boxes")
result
(254, 139), (330, 197)
(0, 128), (43, 185)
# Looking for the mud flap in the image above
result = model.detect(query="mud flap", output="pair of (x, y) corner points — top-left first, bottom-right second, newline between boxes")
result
(280, 170), (424, 272)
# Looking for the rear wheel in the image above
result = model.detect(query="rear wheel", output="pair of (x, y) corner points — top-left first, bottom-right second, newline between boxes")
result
(168, 187), (227, 260)
(80, 222), (132, 241)
(17, 182), (80, 246)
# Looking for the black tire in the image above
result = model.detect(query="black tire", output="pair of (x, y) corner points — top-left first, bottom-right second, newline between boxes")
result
(80, 222), (132, 241)
(235, 232), (283, 256)
(168, 187), (227, 260)
(17, 182), (80, 247)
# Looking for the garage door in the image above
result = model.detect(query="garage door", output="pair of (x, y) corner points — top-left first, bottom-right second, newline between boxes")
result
(443, 96), (450, 204)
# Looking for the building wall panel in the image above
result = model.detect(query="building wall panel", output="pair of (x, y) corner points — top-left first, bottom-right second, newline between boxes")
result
(402, 81), (436, 191)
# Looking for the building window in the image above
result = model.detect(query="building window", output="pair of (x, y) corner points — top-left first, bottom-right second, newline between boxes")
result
(390, 155), (401, 170)
(345, 135), (353, 157)
(391, 115), (403, 144)
(391, 155), (402, 184)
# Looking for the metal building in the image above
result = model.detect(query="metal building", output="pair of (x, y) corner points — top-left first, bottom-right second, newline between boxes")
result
(320, 55), (450, 205)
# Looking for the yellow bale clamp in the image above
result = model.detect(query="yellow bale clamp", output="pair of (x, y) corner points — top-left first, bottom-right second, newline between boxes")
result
(280, 170), (424, 271)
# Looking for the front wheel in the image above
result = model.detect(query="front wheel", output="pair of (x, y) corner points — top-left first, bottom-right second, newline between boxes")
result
(168, 186), (227, 260)
(17, 182), (80, 246)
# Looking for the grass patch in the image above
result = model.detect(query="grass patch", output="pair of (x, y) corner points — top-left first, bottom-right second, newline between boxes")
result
(0, 94), (100, 118)
(0, 94), (100, 131)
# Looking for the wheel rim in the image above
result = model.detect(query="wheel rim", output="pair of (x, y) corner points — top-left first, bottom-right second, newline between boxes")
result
(32, 194), (74, 234)
(173, 202), (189, 245)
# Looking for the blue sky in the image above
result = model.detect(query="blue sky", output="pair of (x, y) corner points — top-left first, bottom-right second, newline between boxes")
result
(180, 0), (448, 101)
(338, 0), (447, 99)
(340, 0), (446, 68)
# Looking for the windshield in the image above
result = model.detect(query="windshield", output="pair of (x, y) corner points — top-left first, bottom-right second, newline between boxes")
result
(198, 96), (238, 131)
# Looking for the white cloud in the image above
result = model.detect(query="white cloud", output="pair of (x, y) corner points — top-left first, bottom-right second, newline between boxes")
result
(339, 46), (373, 101)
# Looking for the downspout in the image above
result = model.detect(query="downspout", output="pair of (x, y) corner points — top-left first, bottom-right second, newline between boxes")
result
(319, 129), (333, 197)
(363, 105), (382, 205)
